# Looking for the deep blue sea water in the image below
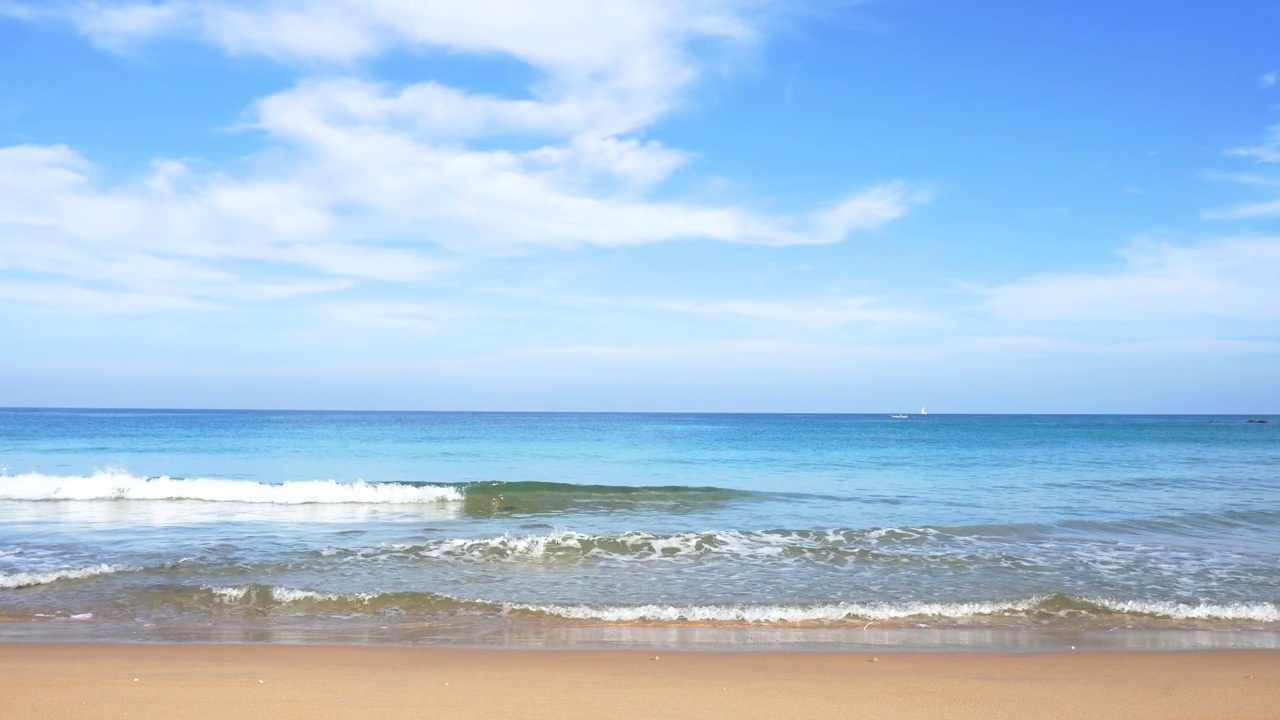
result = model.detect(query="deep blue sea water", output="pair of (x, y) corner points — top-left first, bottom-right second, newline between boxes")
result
(1, 409), (1277, 649)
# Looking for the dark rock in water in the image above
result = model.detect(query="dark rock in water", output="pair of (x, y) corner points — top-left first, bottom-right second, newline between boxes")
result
(1247, 418), (1269, 423)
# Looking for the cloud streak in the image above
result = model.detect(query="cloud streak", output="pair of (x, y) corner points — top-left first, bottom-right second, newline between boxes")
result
(643, 296), (929, 328)
(983, 237), (1280, 323)
(1205, 123), (1280, 221)
(1201, 199), (1280, 220)
(1226, 124), (1280, 164)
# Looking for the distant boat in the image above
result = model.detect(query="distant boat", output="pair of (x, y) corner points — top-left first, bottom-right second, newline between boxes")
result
(920, 407), (928, 415)
(888, 414), (908, 419)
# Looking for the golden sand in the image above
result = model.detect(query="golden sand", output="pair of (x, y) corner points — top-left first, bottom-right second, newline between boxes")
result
(1, 643), (1276, 719)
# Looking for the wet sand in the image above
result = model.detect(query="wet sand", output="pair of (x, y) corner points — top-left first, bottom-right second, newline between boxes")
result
(1, 643), (1276, 719)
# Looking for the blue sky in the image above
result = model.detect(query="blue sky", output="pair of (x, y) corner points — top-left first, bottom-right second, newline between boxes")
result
(1, 0), (1278, 412)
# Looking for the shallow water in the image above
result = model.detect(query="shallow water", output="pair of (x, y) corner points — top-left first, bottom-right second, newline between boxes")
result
(1, 409), (1277, 649)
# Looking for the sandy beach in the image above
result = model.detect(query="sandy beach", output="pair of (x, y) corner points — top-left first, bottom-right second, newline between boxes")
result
(0, 644), (1275, 720)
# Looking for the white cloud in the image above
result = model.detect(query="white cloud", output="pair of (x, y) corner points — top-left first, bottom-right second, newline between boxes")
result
(76, 2), (187, 46)
(1201, 198), (1280, 220)
(0, 143), (433, 312)
(964, 334), (1280, 357)
(0, 0), (922, 315)
(0, 281), (220, 314)
(239, 65), (923, 251)
(1200, 170), (1280, 187)
(1227, 124), (1280, 164)
(469, 284), (928, 330)
(983, 237), (1280, 322)
(1209, 124), (1280, 221)
(0, 0), (38, 20)
(17, 0), (753, 133)
(1261, 71), (1278, 89)
(324, 301), (473, 330)
(644, 296), (928, 328)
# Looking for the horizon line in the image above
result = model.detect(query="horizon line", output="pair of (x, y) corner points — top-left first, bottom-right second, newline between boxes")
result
(0, 406), (1274, 417)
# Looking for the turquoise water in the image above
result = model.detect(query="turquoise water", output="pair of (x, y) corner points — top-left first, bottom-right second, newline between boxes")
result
(1, 409), (1277, 649)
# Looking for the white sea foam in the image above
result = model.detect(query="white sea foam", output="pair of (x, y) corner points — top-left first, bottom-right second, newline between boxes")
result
(208, 586), (250, 602)
(1090, 598), (1280, 622)
(191, 585), (1280, 623)
(215, 585), (1027, 620)
(205, 585), (380, 604)
(510, 597), (1280, 623)
(0, 472), (462, 504)
(506, 599), (1039, 623)
(268, 587), (379, 603)
(343, 528), (952, 564)
(0, 564), (129, 589)
(412, 530), (598, 560)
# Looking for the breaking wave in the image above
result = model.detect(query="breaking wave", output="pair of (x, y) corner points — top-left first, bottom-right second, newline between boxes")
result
(511, 596), (1280, 623)
(183, 585), (1280, 624)
(0, 472), (461, 504)
(0, 564), (131, 590)
(0, 473), (746, 511)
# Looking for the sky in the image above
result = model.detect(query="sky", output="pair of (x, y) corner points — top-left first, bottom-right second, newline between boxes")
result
(0, 0), (1278, 413)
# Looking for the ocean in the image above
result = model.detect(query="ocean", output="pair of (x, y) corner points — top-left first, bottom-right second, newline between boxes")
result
(1, 409), (1277, 650)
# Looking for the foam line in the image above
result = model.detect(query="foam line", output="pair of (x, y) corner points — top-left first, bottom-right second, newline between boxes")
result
(0, 472), (462, 504)
(191, 586), (1280, 623)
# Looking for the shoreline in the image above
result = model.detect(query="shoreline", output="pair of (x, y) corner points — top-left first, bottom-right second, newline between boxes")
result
(2, 643), (1276, 719)
(2, 620), (1278, 653)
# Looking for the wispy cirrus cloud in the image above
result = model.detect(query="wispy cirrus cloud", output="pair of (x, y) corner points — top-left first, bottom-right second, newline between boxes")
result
(466, 282), (931, 331)
(983, 237), (1280, 323)
(1204, 124), (1280, 220)
(1226, 124), (1280, 164)
(1201, 199), (1280, 220)
(1201, 170), (1280, 187)
(0, 143), (437, 313)
(322, 301), (478, 331)
(641, 296), (929, 328)
(0, 0), (920, 315)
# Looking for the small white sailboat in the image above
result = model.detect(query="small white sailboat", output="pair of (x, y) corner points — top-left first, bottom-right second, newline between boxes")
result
(920, 407), (928, 415)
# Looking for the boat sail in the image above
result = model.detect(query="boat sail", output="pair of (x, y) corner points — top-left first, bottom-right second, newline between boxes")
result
(920, 407), (928, 415)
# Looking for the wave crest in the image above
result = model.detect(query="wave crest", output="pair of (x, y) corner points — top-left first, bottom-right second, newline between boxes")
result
(0, 473), (747, 511)
(177, 587), (1280, 624)
(0, 472), (462, 504)
(510, 595), (1280, 623)
(0, 564), (130, 590)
